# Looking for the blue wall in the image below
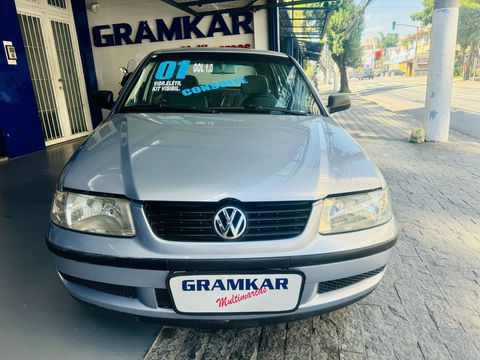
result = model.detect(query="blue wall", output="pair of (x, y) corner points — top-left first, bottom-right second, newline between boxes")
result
(0, 0), (45, 158)
(71, 0), (103, 129)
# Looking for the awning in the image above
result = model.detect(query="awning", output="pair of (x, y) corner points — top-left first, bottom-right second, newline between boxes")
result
(160, 0), (339, 61)
(161, 0), (337, 17)
(278, 1), (338, 60)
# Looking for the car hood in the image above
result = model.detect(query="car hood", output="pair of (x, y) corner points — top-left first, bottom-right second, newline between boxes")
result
(61, 113), (383, 201)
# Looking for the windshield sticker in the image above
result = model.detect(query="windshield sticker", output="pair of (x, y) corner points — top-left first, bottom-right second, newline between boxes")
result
(192, 63), (214, 73)
(152, 80), (182, 92)
(155, 60), (190, 80)
(152, 60), (191, 92)
(182, 76), (247, 96)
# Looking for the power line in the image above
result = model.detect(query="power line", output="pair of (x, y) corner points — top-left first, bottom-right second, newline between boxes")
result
(342, 0), (375, 36)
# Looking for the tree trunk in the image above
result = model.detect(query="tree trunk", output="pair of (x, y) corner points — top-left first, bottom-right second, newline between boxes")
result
(331, 53), (351, 93)
(464, 41), (477, 80)
(460, 47), (466, 79)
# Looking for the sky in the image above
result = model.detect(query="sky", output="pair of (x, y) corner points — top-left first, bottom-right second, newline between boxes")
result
(361, 0), (425, 39)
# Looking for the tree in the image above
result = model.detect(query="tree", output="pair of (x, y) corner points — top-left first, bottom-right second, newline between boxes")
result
(411, 0), (480, 79)
(410, 0), (434, 25)
(375, 33), (400, 49)
(325, 0), (365, 93)
(457, 4), (480, 79)
(411, 0), (479, 25)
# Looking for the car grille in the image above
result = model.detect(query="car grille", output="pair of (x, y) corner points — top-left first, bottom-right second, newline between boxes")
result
(143, 200), (313, 242)
(317, 266), (386, 294)
(62, 273), (175, 309)
(61, 273), (137, 298)
(155, 289), (174, 308)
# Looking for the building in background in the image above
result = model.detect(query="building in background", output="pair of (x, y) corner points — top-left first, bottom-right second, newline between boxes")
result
(398, 27), (431, 76)
(361, 36), (376, 70)
(360, 27), (431, 77)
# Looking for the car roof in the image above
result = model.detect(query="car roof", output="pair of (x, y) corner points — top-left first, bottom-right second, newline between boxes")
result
(151, 47), (289, 58)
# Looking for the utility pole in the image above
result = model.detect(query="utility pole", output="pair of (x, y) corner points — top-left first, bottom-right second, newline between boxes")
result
(413, 27), (419, 76)
(424, 0), (459, 142)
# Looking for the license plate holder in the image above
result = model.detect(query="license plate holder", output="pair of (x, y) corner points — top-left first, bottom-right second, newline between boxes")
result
(167, 271), (305, 315)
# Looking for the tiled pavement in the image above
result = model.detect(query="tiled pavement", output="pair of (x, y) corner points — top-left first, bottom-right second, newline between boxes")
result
(145, 97), (480, 360)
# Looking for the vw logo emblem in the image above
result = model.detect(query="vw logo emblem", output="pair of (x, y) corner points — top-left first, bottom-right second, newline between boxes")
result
(213, 206), (247, 240)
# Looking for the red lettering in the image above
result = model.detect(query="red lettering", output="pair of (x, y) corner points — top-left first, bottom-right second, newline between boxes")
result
(216, 297), (228, 308)
(215, 288), (268, 308)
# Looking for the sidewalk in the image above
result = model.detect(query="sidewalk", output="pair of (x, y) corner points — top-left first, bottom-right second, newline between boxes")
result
(145, 96), (480, 359)
(348, 77), (480, 140)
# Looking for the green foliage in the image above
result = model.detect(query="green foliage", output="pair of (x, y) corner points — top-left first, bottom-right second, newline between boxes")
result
(326, 0), (365, 68)
(411, 0), (434, 25)
(454, 52), (464, 76)
(401, 38), (410, 49)
(375, 33), (400, 49)
(457, 4), (480, 50)
(410, 0), (480, 25)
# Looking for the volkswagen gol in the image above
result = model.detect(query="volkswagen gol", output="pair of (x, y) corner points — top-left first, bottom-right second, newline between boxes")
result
(47, 49), (397, 326)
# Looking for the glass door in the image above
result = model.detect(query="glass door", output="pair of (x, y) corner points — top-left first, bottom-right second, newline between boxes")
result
(16, 0), (91, 146)
(18, 12), (65, 142)
(50, 19), (89, 135)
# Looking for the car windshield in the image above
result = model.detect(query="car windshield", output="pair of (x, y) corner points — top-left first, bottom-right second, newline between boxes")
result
(119, 52), (323, 116)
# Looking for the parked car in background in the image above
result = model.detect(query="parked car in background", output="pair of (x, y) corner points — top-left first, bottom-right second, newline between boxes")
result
(389, 69), (405, 76)
(349, 70), (360, 79)
(359, 69), (374, 80)
(47, 48), (397, 327)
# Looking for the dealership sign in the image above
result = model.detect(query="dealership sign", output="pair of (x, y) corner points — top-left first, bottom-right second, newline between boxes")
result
(92, 11), (253, 47)
(168, 272), (304, 314)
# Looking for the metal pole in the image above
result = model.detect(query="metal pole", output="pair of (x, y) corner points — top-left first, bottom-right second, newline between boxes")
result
(413, 27), (419, 76)
(424, 0), (459, 142)
(268, 0), (280, 51)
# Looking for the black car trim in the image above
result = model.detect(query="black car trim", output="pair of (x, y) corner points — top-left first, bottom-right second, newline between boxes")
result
(70, 288), (375, 329)
(46, 235), (397, 271)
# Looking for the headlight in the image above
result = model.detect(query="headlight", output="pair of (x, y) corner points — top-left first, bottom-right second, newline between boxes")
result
(319, 188), (392, 234)
(51, 190), (135, 237)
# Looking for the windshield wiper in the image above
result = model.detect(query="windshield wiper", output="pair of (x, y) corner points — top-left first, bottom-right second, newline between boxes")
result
(120, 105), (217, 113)
(243, 105), (309, 116)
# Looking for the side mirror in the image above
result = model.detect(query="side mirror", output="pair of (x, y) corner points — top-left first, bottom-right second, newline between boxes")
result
(120, 72), (132, 87)
(92, 90), (114, 110)
(119, 59), (136, 87)
(327, 94), (351, 114)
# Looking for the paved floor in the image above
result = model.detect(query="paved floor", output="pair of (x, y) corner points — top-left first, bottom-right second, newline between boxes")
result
(0, 142), (161, 359)
(145, 97), (480, 359)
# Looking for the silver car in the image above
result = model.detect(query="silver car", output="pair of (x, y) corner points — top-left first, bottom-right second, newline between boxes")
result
(47, 48), (397, 327)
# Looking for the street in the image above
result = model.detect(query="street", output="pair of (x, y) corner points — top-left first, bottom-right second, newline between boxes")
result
(348, 76), (480, 140)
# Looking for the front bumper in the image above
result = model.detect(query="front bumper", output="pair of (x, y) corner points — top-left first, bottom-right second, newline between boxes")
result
(46, 199), (397, 326)
(46, 233), (396, 327)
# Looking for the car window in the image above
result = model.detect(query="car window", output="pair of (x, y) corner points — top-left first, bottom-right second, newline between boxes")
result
(124, 61), (156, 106)
(120, 53), (324, 115)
